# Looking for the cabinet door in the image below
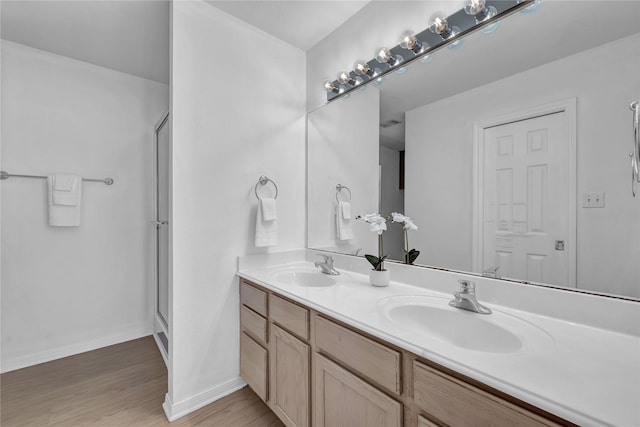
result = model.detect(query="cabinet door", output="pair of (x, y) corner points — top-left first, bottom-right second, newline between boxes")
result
(314, 354), (402, 427)
(240, 332), (268, 402)
(270, 325), (310, 427)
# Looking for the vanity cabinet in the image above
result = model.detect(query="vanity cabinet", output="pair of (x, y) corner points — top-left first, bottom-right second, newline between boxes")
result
(239, 279), (570, 427)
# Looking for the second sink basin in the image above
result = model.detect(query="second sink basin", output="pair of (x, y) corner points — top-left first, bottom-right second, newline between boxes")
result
(275, 270), (338, 287)
(378, 295), (554, 354)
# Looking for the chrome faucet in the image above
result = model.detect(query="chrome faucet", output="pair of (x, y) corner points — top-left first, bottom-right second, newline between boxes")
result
(314, 254), (340, 275)
(449, 280), (492, 314)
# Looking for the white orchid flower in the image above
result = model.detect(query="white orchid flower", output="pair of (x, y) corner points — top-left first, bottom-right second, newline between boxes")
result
(391, 212), (418, 230)
(358, 212), (387, 235)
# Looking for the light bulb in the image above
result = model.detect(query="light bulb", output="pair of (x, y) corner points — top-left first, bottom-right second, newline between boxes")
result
(465, 0), (497, 26)
(354, 61), (376, 78)
(375, 47), (402, 67)
(375, 47), (392, 64)
(465, 0), (486, 16)
(337, 71), (354, 85)
(323, 80), (339, 93)
(399, 31), (423, 54)
(430, 16), (449, 36)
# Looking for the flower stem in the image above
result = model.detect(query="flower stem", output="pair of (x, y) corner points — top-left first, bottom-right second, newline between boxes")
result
(378, 234), (384, 271)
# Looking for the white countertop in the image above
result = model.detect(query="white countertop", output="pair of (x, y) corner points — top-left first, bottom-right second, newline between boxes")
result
(238, 257), (640, 427)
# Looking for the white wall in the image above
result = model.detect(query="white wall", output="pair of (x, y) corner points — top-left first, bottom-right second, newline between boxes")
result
(380, 145), (404, 260)
(168, 0), (306, 417)
(0, 41), (169, 372)
(307, 88), (379, 256)
(406, 33), (640, 298)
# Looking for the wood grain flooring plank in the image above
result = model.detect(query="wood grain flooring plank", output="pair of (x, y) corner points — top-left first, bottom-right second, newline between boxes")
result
(1, 336), (283, 426)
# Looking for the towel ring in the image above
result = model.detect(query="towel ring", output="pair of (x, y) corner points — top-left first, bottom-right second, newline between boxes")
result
(255, 175), (278, 200)
(335, 184), (352, 203)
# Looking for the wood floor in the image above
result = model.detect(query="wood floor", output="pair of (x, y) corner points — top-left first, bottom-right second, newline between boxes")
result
(0, 336), (283, 426)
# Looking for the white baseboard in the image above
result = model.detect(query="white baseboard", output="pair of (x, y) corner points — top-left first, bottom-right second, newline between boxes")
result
(163, 376), (248, 421)
(0, 325), (153, 373)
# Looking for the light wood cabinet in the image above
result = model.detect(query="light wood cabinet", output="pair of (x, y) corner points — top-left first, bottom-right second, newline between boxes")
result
(315, 315), (401, 395)
(413, 361), (562, 427)
(238, 279), (570, 427)
(240, 332), (268, 402)
(270, 325), (310, 427)
(314, 354), (402, 427)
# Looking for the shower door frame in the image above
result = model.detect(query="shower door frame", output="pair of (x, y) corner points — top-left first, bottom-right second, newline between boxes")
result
(153, 112), (170, 355)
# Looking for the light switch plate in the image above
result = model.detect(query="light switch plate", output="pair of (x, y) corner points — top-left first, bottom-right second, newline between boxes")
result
(582, 192), (605, 208)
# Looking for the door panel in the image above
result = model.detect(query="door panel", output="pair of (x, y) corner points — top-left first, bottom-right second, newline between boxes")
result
(482, 112), (573, 287)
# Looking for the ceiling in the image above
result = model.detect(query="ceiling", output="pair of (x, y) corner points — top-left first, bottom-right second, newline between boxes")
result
(0, 0), (370, 84)
(1, 1), (171, 84)
(206, 1), (370, 51)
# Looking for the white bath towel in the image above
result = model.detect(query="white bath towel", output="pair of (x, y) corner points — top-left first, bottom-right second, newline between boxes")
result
(52, 174), (81, 206)
(255, 198), (277, 247)
(261, 197), (277, 221)
(336, 202), (353, 240)
(47, 174), (83, 226)
(339, 201), (351, 219)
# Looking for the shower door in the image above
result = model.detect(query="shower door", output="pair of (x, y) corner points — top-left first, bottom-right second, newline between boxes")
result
(155, 113), (170, 329)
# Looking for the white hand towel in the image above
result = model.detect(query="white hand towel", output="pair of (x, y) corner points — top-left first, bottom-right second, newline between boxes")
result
(47, 174), (82, 226)
(339, 201), (351, 219)
(52, 174), (81, 206)
(336, 203), (353, 240)
(255, 199), (278, 247)
(261, 197), (277, 221)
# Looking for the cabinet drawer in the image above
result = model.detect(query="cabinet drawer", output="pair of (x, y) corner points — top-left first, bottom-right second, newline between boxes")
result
(315, 316), (401, 395)
(240, 281), (267, 317)
(270, 294), (309, 340)
(240, 332), (268, 402)
(413, 361), (560, 426)
(240, 305), (267, 344)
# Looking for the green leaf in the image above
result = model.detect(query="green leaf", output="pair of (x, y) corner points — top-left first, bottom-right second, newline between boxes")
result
(407, 249), (420, 265)
(364, 254), (380, 269)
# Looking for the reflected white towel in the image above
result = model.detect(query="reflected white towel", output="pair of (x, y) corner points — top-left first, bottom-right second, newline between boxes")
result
(339, 201), (351, 219)
(261, 197), (277, 221)
(255, 198), (277, 247)
(47, 174), (82, 226)
(336, 202), (353, 240)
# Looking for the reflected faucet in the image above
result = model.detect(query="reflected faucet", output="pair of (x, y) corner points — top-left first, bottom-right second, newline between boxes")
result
(482, 265), (500, 278)
(449, 280), (492, 314)
(352, 248), (363, 256)
(314, 254), (340, 275)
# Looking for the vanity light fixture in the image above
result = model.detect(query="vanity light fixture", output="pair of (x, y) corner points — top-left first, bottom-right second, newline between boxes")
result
(399, 31), (424, 54)
(354, 61), (376, 78)
(464, 0), (499, 33)
(429, 15), (463, 48)
(323, 80), (341, 94)
(323, 0), (537, 101)
(337, 71), (361, 87)
(375, 47), (403, 68)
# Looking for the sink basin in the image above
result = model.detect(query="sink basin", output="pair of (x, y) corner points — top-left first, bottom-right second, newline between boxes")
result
(275, 270), (338, 287)
(378, 295), (554, 354)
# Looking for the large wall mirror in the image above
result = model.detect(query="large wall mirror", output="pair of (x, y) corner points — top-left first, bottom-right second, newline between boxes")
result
(307, 1), (640, 300)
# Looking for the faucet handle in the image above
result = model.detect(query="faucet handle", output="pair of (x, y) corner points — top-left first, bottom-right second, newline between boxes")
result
(457, 279), (475, 293)
(317, 254), (333, 264)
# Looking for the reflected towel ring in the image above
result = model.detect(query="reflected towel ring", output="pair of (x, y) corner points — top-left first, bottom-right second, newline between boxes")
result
(335, 184), (352, 203)
(255, 175), (278, 200)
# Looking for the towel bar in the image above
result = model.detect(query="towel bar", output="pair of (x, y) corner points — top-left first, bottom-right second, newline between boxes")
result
(336, 184), (352, 203)
(255, 175), (278, 199)
(0, 171), (114, 185)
